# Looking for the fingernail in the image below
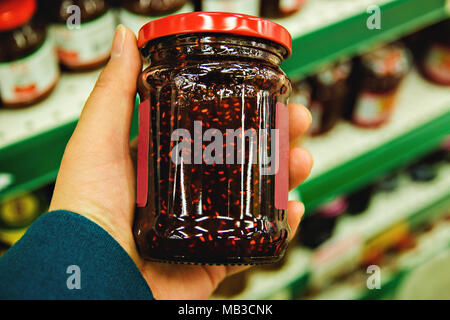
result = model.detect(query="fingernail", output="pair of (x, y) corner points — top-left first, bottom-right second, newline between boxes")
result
(305, 108), (312, 125)
(112, 24), (126, 58)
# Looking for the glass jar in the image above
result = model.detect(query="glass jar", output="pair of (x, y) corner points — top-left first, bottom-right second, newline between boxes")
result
(352, 43), (411, 128)
(308, 60), (351, 136)
(420, 19), (450, 86)
(134, 12), (292, 265)
(0, 0), (59, 108)
(260, 0), (306, 19)
(44, 0), (116, 70)
(119, 0), (193, 36)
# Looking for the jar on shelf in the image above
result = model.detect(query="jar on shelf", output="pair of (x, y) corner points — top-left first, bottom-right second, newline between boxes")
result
(260, 0), (306, 19)
(0, 186), (48, 246)
(351, 43), (411, 128)
(194, 0), (260, 16)
(119, 0), (193, 36)
(298, 197), (348, 249)
(308, 60), (352, 136)
(290, 79), (311, 108)
(134, 12), (292, 265)
(376, 171), (399, 192)
(45, 0), (116, 70)
(420, 19), (450, 86)
(0, 0), (59, 108)
(345, 183), (376, 215)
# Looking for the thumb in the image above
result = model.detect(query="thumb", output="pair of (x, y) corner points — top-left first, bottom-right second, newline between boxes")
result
(72, 25), (142, 148)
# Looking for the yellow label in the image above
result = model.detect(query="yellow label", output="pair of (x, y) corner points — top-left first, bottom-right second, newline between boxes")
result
(0, 227), (27, 246)
(0, 193), (40, 227)
(362, 222), (409, 262)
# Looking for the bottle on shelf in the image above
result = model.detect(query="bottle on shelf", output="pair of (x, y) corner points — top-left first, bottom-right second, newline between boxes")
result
(308, 60), (352, 136)
(351, 43), (411, 128)
(0, 0), (60, 108)
(119, 0), (193, 36)
(43, 0), (116, 71)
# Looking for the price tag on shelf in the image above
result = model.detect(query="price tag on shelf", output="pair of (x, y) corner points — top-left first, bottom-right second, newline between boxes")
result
(0, 173), (14, 192)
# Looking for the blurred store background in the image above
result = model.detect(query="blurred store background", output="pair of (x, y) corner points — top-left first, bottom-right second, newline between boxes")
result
(0, 0), (449, 299)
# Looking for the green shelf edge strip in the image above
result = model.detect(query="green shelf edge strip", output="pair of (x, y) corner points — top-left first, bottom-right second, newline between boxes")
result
(299, 109), (450, 213)
(293, 191), (450, 300)
(1, 0), (449, 200)
(0, 104), (140, 201)
(283, 0), (449, 80)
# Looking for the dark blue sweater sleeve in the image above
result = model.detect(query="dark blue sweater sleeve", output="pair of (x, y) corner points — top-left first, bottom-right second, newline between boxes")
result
(0, 210), (154, 300)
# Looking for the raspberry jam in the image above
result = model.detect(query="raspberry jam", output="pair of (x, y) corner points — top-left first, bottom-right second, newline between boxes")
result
(134, 13), (292, 264)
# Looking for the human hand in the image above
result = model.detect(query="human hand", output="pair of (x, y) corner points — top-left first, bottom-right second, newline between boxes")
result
(50, 25), (313, 300)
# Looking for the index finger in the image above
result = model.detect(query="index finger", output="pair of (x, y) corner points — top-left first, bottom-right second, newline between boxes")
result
(289, 103), (311, 141)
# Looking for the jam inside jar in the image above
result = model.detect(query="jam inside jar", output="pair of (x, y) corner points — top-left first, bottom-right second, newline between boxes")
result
(134, 13), (292, 265)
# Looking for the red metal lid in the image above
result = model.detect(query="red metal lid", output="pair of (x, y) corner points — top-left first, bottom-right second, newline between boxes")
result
(138, 12), (292, 57)
(0, 0), (36, 31)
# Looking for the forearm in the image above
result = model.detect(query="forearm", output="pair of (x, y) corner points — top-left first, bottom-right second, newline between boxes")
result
(0, 210), (154, 300)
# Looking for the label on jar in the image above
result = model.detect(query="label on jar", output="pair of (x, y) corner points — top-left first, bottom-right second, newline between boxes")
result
(307, 100), (323, 135)
(137, 99), (150, 207)
(0, 39), (59, 105)
(423, 43), (450, 85)
(50, 11), (116, 68)
(275, 102), (289, 210)
(352, 90), (397, 127)
(202, 0), (260, 16)
(119, 3), (194, 36)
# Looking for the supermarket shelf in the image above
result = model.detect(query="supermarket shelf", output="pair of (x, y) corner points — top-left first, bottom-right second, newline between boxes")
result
(220, 164), (450, 300)
(297, 69), (450, 213)
(312, 220), (450, 300)
(0, 70), (140, 201)
(280, 0), (449, 79)
(0, 71), (99, 200)
(0, 0), (449, 201)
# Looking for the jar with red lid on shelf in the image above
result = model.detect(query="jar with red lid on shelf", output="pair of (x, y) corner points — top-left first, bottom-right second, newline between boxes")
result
(351, 43), (411, 128)
(43, 0), (116, 71)
(119, 0), (194, 36)
(420, 19), (450, 86)
(194, 0), (260, 16)
(134, 12), (292, 265)
(0, 0), (59, 108)
(308, 60), (352, 136)
(260, 0), (306, 19)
